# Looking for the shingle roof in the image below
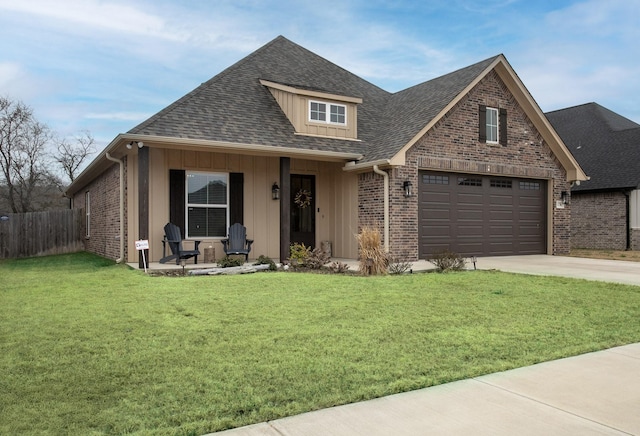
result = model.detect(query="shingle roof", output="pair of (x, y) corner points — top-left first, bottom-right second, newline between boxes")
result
(129, 36), (498, 164)
(546, 103), (640, 191)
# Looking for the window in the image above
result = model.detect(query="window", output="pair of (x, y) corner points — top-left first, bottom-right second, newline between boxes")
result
(85, 191), (90, 238)
(490, 179), (512, 188)
(479, 105), (507, 145)
(186, 172), (228, 238)
(486, 107), (498, 143)
(519, 181), (541, 190)
(458, 177), (482, 186)
(423, 174), (449, 185)
(309, 100), (346, 125)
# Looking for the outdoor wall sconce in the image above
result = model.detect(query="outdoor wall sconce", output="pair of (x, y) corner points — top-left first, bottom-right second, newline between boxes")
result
(272, 182), (280, 200)
(126, 141), (144, 149)
(561, 190), (569, 205)
(403, 180), (413, 198)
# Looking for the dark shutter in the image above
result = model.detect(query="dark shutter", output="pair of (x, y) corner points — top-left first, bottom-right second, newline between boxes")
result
(169, 169), (186, 238)
(478, 105), (487, 143)
(499, 108), (508, 146)
(229, 172), (244, 225)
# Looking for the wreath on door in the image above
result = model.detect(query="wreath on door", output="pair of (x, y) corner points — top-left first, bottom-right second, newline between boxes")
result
(294, 189), (312, 208)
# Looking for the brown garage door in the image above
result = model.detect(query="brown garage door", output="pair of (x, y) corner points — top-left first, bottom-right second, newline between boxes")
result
(419, 172), (546, 257)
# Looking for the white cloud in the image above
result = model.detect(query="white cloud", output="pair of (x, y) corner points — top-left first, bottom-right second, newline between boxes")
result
(0, 0), (187, 42)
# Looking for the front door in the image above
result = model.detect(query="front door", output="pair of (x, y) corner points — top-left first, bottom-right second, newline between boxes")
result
(290, 174), (316, 249)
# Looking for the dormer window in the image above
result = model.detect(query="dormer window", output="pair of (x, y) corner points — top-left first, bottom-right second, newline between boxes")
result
(309, 100), (346, 125)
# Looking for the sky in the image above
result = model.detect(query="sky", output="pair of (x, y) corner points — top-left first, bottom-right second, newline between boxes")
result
(1, 0), (639, 157)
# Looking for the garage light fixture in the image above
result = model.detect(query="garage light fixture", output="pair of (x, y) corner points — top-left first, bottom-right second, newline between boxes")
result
(403, 180), (413, 198)
(561, 190), (569, 205)
(272, 182), (280, 200)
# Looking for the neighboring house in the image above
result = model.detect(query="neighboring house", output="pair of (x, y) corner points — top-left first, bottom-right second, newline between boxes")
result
(65, 36), (586, 266)
(546, 103), (640, 251)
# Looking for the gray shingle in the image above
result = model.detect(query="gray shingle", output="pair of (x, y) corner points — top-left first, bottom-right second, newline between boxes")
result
(129, 36), (498, 163)
(546, 103), (640, 191)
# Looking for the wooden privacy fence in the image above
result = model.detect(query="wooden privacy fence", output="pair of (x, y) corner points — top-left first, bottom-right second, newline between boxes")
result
(0, 209), (85, 259)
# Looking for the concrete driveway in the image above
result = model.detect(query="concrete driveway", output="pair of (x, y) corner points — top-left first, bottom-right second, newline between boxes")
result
(472, 255), (640, 286)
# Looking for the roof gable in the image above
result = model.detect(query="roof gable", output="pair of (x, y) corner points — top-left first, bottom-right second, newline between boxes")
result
(129, 36), (387, 157)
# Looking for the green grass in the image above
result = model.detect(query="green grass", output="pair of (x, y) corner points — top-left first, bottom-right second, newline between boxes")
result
(2, 253), (640, 435)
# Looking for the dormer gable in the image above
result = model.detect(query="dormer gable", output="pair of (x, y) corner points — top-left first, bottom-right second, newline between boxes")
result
(260, 79), (362, 141)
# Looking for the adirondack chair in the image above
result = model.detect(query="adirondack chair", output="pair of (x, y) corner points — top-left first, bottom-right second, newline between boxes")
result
(160, 223), (201, 264)
(221, 223), (253, 261)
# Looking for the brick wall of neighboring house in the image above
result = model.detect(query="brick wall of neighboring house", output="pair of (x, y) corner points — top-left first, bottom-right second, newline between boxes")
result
(359, 70), (572, 260)
(72, 160), (125, 260)
(570, 191), (627, 250)
(631, 228), (640, 251)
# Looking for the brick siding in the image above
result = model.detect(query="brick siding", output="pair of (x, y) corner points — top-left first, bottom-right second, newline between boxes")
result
(571, 191), (627, 250)
(71, 159), (126, 260)
(359, 70), (572, 260)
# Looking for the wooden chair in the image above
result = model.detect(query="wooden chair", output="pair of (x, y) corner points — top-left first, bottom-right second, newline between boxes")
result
(221, 223), (253, 261)
(160, 223), (201, 264)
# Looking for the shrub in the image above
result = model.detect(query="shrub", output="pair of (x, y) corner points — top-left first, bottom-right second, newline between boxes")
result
(427, 250), (466, 272)
(388, 255), (412, 275)
(357, 226), (387, 276)
(289, 243), (311, 266)
(217, 256), (244, 268)
(305, 247), (330, 270)
(328, 261), (350, 274)
(253, 255), (277, 271)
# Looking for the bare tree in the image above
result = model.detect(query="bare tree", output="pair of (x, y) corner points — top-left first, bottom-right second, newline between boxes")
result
(0, 96), (97, 212)
(54, 130), (95, 183)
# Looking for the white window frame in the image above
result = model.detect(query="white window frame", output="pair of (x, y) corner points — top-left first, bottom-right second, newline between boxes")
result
(185, 171), (229, 239)
(309, 100), (347, 125)
(486, 107), (499, 143)
(85, 191), (90, 238)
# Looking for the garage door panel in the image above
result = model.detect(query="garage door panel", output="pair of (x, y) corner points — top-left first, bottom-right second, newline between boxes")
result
(419, 171), (546, 257)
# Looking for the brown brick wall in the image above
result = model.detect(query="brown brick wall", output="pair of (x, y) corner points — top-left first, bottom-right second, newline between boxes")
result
(571, 191), (627, 250)
(71, 160), (125, 260)
(359, 70), (572, 260)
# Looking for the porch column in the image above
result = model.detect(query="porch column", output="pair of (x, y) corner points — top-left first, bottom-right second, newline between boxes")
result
(279, 157), (291, 262)
(138, 145), (149, 268)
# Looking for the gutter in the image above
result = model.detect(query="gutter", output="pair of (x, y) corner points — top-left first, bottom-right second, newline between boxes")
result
(372, 165), (390, 253)
(105, 152), (124, 263)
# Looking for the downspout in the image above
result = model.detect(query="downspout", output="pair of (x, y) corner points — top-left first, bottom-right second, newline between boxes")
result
(373, 165), (390, 253)
(105, 152), (124, 263)
(623, 189), (631, 250)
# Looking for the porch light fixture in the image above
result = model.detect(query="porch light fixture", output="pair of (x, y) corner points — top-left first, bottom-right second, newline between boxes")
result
(561, 190), (569, 205)
(272, 182), (280, 200)
(403, 180), (413, 198)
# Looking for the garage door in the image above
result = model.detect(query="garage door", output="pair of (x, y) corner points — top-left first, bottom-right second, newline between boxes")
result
(419, 172), (546, 257)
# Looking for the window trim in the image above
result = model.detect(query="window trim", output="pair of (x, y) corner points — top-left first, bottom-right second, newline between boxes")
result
(486, 107), (499, 144)
(185, 171), (230, 239)
(308, 100), (347, 125)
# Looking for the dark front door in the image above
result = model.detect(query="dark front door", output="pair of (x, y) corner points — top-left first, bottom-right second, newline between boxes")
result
(290, 174), (316, 248)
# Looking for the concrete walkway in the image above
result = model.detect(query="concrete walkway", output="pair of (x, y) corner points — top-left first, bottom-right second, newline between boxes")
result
(211, 344), (640, 435)
(472, 255), (640, 286)
(209, 256), (640, 435)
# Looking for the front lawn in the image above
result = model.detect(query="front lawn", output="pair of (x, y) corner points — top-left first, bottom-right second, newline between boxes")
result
(1, 253), (639, 435)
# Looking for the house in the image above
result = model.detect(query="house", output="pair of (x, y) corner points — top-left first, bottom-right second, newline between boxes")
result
(546, 103), (640, 251)
(65, 36), (586, 267)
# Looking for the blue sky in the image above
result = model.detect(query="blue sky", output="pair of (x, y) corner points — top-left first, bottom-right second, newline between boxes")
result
(1, 0), (638, 152)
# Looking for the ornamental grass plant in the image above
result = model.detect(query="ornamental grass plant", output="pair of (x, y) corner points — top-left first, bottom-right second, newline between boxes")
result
(357, 225), (387, 275)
